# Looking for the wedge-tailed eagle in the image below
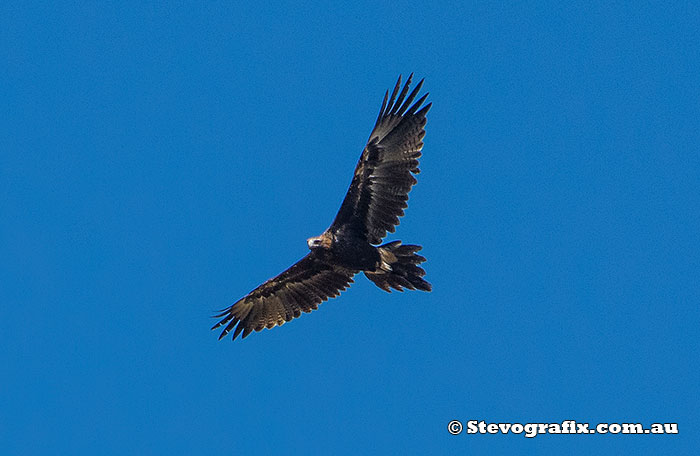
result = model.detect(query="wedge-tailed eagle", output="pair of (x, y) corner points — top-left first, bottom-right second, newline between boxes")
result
(213, 74), (432, 341)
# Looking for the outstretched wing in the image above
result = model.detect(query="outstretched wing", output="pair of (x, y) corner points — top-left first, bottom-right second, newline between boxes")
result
(212, 254), (356, 340)
(330, 74), (431, 245)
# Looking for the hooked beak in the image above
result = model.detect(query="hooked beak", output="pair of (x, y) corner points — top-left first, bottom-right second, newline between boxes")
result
(307, 236), (323, 249)
(307, 233), (331, 250)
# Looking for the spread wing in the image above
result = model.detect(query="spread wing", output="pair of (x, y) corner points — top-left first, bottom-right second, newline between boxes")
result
(212, 253), (356, 341)
(330, 74), (431, 245)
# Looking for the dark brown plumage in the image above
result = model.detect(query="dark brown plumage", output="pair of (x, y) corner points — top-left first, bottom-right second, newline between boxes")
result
(213, 74), (431, 341)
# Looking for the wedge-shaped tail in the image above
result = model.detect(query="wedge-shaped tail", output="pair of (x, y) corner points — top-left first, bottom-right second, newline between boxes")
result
(365, 241), (431, 292)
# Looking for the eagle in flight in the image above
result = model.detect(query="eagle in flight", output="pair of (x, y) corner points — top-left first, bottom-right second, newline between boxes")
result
(213, 74), (432, 341)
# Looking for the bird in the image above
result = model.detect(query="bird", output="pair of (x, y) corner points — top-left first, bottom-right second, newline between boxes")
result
(212, 74), (432, 341)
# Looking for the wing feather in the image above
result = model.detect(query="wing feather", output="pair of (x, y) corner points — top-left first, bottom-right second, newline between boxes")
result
(212, 253), (356, 340)
(331, 74), (431, 244)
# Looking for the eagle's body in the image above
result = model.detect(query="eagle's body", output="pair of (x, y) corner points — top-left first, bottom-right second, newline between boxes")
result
(213, 74), (432, 341)
(308, 230), (379, 271)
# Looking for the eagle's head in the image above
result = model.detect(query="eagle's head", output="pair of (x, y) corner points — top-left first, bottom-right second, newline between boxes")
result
(307, 232), (333, 250)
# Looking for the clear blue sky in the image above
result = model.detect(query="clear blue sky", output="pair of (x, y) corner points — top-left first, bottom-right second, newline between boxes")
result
(2, 1), (698, 454)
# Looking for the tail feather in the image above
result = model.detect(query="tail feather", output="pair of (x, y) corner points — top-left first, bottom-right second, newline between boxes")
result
(365, 241), (432, 292)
